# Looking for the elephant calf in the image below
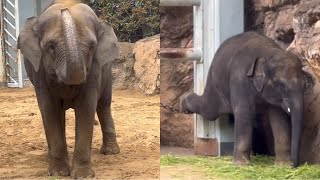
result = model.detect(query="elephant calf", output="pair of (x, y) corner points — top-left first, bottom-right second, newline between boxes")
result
(18, 0), (119, 178)
(180, 31), (312, 167)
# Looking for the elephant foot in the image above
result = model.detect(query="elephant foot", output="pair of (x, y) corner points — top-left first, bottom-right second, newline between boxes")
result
(234, 159), (251, 166)
(275, 160), (291, 166)
(100, 141), (120, 155)
(71, 164), (95, 178)
(48, 159), (70, 177)
(233, 154), (251, 166)
(275, 151), (291, 166)
(275, 156), (291, 166)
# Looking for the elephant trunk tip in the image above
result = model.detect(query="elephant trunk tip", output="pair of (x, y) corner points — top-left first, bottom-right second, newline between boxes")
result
(61, 7), (69, 12)
(59, 68), (86, 85)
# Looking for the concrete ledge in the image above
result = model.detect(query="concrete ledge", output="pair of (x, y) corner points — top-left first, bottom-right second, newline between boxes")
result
(194, 138), (219, 156)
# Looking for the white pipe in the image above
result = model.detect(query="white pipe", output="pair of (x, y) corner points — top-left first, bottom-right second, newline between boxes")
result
(160, 0), (201, 6)
(160, 48), (202, 61)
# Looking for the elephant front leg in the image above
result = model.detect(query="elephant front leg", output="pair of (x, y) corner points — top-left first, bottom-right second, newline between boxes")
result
(97, 104), (120, 155)
(268, 107), (291, 165)
(233, 109), (254, 165)
(36, 93), (69, 176)
(71, 98), (96, 178)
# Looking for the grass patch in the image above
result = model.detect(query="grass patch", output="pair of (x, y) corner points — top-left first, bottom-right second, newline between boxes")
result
(161, 155), (320, 179)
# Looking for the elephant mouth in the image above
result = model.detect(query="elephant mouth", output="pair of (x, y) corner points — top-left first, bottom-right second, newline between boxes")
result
(281, 99), (291, 114)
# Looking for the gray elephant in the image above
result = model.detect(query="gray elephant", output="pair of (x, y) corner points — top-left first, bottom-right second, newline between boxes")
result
(180, 32), (312, 167)
(18, 0), (119, 178)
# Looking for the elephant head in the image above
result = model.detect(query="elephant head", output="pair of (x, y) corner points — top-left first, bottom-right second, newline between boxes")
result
(246, 53), (314, 167)
(18, 1), (118, 85)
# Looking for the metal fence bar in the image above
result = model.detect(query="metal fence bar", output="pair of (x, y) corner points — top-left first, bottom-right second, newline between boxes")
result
(4, 17), (15, 30)
(1, 0), (21, 88)
(4, 29), (17, 41)
(160, 0), (201, 6)
(4, 40), (15, 50)
(3, 6), (14, 18)
(194, 0), (217, 139)
(6, 64), (15, 72)
(5, 51), (15, 60)
(15, 0), (22, 88)
(7, 73), (18, 87)
(5, 0), (14, 9)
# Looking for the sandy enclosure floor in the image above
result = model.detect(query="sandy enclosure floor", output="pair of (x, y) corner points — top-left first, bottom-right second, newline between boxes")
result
(0, 88), (160, 179)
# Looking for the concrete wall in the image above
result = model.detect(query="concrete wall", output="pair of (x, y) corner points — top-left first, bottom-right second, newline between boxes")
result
(18, 0), (38, 81)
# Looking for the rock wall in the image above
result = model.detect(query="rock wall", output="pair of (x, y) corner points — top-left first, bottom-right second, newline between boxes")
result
(112, 42), (136, 90)
(160, 7), (194, 148)
(133, 35), (160, 95)
(113, 35), (160, 95)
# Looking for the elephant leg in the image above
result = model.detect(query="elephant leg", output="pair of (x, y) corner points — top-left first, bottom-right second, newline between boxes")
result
(233, 108), (254, 165)
(97, 71), (119, 155)
(268, 107), (291, 164)
(35, 90), (69, 176)
(71, 91), (97, 178)
(97, 104), (120, 155)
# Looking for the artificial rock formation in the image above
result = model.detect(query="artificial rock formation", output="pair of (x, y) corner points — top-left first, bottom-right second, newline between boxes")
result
(112, 42), (135, 90)
(112, 36), (161, 95)
(160, 7), (194, 147)
(133, 35), (160, 95)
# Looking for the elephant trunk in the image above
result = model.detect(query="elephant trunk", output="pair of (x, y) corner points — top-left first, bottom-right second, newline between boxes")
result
(60, 8), (85, 85)
(290, 92), (303, 167)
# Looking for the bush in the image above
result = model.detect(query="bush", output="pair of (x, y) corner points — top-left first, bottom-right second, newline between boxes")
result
(86, 0), (160, 43)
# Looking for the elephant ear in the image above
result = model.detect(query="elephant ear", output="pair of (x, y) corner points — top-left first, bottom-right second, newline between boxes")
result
(247, 57), (267, 92)
(17, 16), (42, 72)
(95, 21), (119, 66)
(302, 70), (315, 95)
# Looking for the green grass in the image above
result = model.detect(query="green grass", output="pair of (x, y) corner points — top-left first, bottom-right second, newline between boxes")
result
(161, 155), (320, 179)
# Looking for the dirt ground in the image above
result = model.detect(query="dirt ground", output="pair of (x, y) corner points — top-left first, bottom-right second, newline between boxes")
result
(161, 166), (208, 180)
(0, 87), (160, 179)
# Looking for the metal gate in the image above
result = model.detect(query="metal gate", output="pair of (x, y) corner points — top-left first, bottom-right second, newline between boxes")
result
(160, 0), (244, 156)
(1, 0), (22, 88)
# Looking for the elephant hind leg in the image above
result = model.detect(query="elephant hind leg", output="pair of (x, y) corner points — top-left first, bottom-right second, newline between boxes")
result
(268, 107), (291, 165)
(233, 108), (255, 165)
(97, 99), (120, 155)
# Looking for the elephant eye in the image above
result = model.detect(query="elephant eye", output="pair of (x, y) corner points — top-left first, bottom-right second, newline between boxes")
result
(278, 84), (286, 92)
(48, 43), (54, 50)
(48, 42), (55, 55)
(89, 41), (96, 48)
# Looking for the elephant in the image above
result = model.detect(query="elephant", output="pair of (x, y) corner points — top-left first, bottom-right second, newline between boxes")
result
(180, 31), (313, 167)
(18, 0), (119, 178)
